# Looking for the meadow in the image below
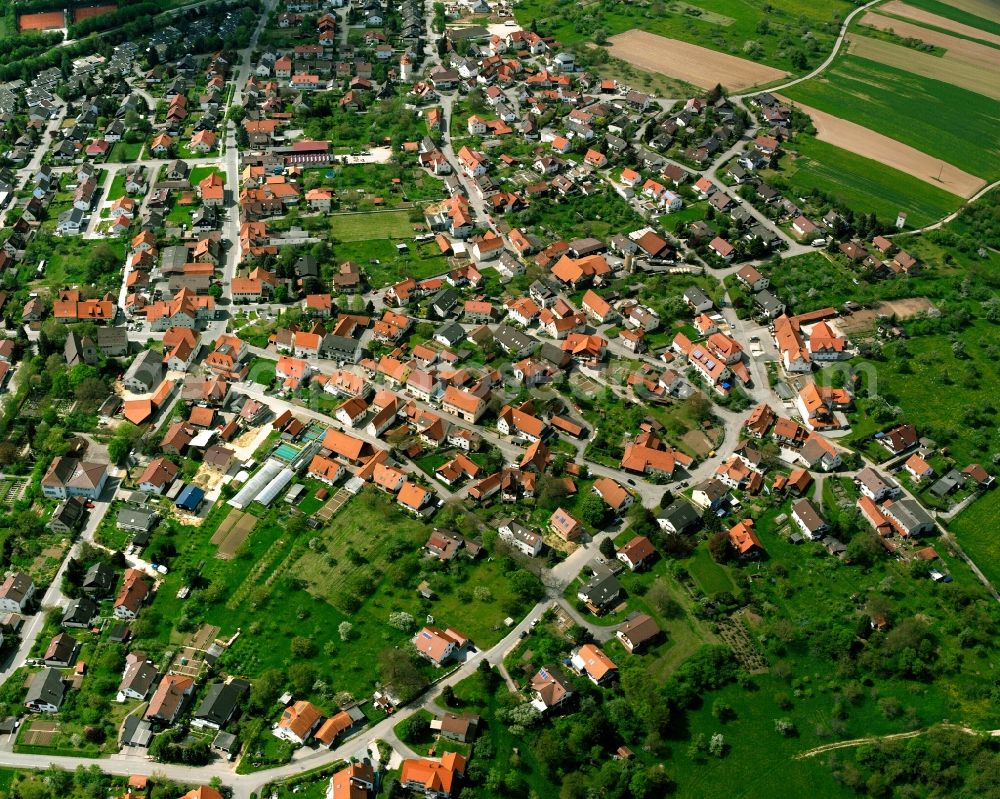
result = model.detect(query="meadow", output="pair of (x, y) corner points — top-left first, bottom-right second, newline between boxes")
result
(770, 135), (962, 228)
(514, 0), (851, 73)
(948, 491), (1000, 587)
(783, 55), (1000, 181)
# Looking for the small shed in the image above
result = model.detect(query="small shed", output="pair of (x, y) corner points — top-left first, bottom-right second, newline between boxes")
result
(175, 485), (205, 512)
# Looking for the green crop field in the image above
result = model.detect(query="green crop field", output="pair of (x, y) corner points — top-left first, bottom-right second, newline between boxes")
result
(896, 0), (1000, 37)
(330, 209), (417, 242)
(772, 135), (962, 228)
(784, 56), (1000, 180)
(515, 0), (852, 73)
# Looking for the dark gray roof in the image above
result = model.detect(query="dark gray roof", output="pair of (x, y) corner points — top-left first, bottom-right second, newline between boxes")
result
(62, 597), (98, 627)
(657, 499), (699, 533)
(83, 562), (116, 595)
(578, 572), (620, 606)
(25, 668), (64, 708)
(195, 679), (249, 727)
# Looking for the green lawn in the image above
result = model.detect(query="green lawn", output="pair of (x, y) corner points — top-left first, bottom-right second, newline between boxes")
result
(109, 141), (142, 162)
(784, 55), (1000, 180)
(687, 546), (736, 595)
(948, 490), (1000, 587)
(105, 172), (126, 201)
(330, 209), (418, 242)
(770, 135), (962, 228)
(189, 165), (225, 187)
(166, 201), (197, 226)
(514, 0), (852, 74)
(334, 238), (448, 287)
(247, 357), (276, 386)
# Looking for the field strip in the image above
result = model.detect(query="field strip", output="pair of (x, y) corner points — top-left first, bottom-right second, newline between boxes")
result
(776, 97), (986, 198)
(859, 12), (1000, 63)
(845, 34), (1000, 99)
(937, 0), (999, 20)
(605, 29), (787, 92)
(877, 1), (1000, 45)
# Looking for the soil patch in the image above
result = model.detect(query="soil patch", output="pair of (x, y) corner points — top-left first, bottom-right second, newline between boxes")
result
(18, 11), (64, 31)
(605, 29), (787, 92)
(216, 512), (257, 560)
(681, 429), (715, 457)
(838, 297), (936, 335)
(775, 98), (985, 198)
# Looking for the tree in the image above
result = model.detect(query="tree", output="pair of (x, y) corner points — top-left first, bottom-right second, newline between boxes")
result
(709, 530), (731, 562)
(338, 621), (354, 641)
(579, 492), (608, 528)
(107, 437), (132, 467)
(441, 684), (456, 707)
(400, 714), (430, 743)
(599, 536), (616, 559)
(378, 648), (428, 703)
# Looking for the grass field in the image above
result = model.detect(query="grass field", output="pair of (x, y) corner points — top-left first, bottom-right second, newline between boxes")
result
(687, 546), (737, 595)
(189, 165), (225, 187)
(105, 172), (126, 201)
(514, 0), (852, 73)
(109, 141), (142, 162)
(849, 321), (1000, 466)
(772, 135), (962, 228)
(334, 238), (448, 286)
(949, 492), (1000, 584)
(330, 210), (418, 242)
(784, 55), (1000, 180)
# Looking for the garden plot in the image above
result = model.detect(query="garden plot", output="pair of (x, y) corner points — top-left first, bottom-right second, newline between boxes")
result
(19, 720), (57, 746)
(605, 30), (787, 91)
(314, 489), (351, 521)
(212, 510), (258, 560)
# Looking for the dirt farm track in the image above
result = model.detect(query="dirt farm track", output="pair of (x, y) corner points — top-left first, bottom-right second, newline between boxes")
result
(605, 29), (787, 92)
(775, 98), (986, 198)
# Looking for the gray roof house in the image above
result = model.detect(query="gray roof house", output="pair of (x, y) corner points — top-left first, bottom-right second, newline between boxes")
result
(577, 571), (621, 613)
(25, 668), (64, 713)
(62, 597), (99, 628)
(656, 499), (700, 535)
(192, 678), (250, 729)
(122, 349), (165, 393)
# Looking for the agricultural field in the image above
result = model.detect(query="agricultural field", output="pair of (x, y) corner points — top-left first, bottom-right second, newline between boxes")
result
(767, 135), (963, 228)
(783, 55), (1000, 183)
(843, 33), (1000, 100)
(881, 0), (1000, 39)
(515, 0), (852, 74)
(604, 30), (787, 91)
